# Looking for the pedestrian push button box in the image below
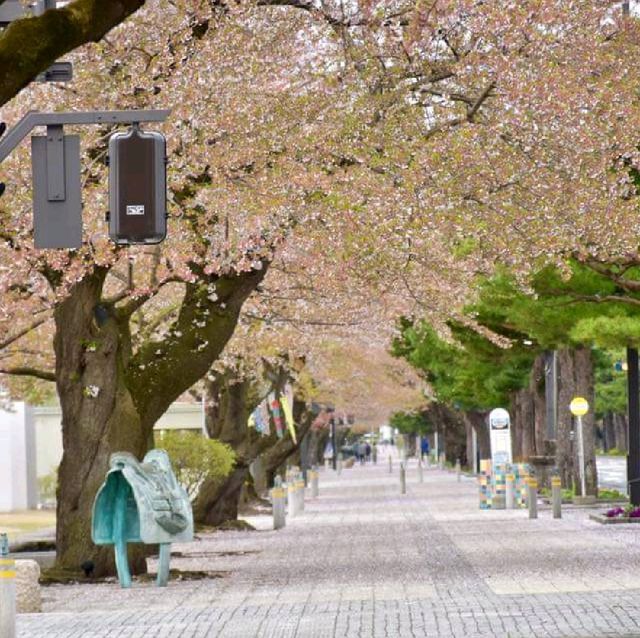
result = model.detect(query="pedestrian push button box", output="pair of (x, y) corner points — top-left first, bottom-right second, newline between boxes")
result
(108, 125), (167, 244)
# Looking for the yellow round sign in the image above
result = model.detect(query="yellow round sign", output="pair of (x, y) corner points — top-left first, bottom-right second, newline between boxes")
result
(570, 397), (589, 416)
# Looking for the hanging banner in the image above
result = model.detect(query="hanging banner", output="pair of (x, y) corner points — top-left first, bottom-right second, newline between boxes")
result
(269, 392), (284, 439)
(249, 402), (269, 435)
(259, 401), (270, 435)
(280, 394), (297, 444)
(489, 407), (512, 466)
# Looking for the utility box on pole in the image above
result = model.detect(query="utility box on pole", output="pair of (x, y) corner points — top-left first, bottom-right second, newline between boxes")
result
(108, 126), (167, 245)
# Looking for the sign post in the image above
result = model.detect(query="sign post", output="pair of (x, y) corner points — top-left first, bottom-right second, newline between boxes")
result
(489, 408), (512, 466)
(570, 397), (589, 497)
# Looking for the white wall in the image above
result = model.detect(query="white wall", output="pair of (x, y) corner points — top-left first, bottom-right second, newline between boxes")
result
(0, 400), (204, 511)
(33, 401), (204, 481)
(0, 402), (37, 512)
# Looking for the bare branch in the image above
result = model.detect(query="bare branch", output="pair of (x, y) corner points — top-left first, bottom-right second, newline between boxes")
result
(0, 315), (52, 350)
(0, 366), (56, 382)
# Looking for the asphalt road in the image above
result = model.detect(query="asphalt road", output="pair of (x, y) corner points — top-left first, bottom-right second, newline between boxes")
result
(597, 454), (627, 493)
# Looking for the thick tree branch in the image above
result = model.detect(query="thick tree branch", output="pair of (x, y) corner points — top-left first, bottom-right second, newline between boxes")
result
(129, 263), (270, 426)
(0, 0), (147, 107)
(0, 315), (51, 350)
(0, 366), (56, 381)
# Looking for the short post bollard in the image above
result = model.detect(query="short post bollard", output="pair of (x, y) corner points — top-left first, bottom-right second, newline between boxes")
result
(527, 478), (538, 519)
(372, 445), (377, 464)
(0, 533), (15, 638)
(337, 453), (343, 475)
(388, 455), (393, 474)
(272, 477), (286, 530)
(297, 475), (305, 512)
(505, 473), (515, 509)
(400, 463), (406, 494)
(455, 459), (461, 482)
(439, 453), (445, 470)
(287, 478), (298, 517)
(552, 475), (562, 519)
(417, 459), (424, 483)
(310, 466), (319, 498)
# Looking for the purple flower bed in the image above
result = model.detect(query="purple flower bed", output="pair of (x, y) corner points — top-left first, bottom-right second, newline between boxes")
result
(605, 506), (640, 518)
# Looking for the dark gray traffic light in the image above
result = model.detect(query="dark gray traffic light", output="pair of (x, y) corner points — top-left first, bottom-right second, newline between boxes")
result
(107, 126), (167, 245)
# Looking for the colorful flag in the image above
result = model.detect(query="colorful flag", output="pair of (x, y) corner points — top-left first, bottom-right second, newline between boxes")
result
(280, 394), (297, 443)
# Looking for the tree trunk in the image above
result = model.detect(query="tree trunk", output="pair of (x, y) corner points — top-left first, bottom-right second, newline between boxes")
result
(462, 411), (490, 460)
(514, 388), (535, 461)
(195, 464), (250, 526)
(556, 347), (597, 495)
(614, 413), (628, 453)
(54, 270), (146, 576)
(53, 265), (267, 576)
(510, 392), (524, 461)
(602, 412), (615, 452)
(531, 354), (546, 455)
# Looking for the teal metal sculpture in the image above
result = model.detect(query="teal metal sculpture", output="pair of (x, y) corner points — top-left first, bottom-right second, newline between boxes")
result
(92, 449), (193, 588)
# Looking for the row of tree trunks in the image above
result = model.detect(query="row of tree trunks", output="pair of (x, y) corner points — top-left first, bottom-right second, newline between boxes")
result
(462, 411), (491, 467)
(193, 364), (314, 526)
(425, 403), (468, 465)
(601, 412), (628, 453)
(305, 427), (330, 469)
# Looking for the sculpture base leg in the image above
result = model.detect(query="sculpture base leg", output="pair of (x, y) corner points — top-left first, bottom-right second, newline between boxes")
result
(156, 543), (171, 587)
(114, 481), (132, 589)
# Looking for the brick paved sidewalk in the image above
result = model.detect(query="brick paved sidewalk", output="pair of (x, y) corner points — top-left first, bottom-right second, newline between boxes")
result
(18, 456), (640, 637)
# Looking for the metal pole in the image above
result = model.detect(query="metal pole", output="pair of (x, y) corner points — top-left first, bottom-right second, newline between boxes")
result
(577, 414), (587, 497)
(628, 347), (640, 505)
(552, 476), (562, 519)
(331, 418), (337, 471)
(472, 427), (478, 474)
(434, 430), (439, 463)
(545, 350), (558, 441)
(400, 463), (406, 494)
(310, 466), (319, 498)
(417, 459), (424, 483)
(388, 454), (393, 474)
(337, 452), (343, 475)
(0, 533), (15, 638)
(455, 459), (461, 482)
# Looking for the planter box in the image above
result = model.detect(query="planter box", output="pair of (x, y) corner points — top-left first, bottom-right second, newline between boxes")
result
(589, 513), (640, 524)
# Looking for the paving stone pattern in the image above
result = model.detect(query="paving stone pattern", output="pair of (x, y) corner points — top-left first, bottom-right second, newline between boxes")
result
(18, 450), (640, 637)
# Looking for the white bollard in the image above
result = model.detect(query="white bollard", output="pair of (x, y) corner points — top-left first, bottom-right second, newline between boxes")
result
(400, 463), (406, 495)
(0, 533), (15, 638)
(287, 479), (298, 517)
(272, 477), (286, 529)
(505, 474), (515, 509)
(297, 475), (305, 512)
(417, 459), (424, 483)
(310, 467), (319, 498)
